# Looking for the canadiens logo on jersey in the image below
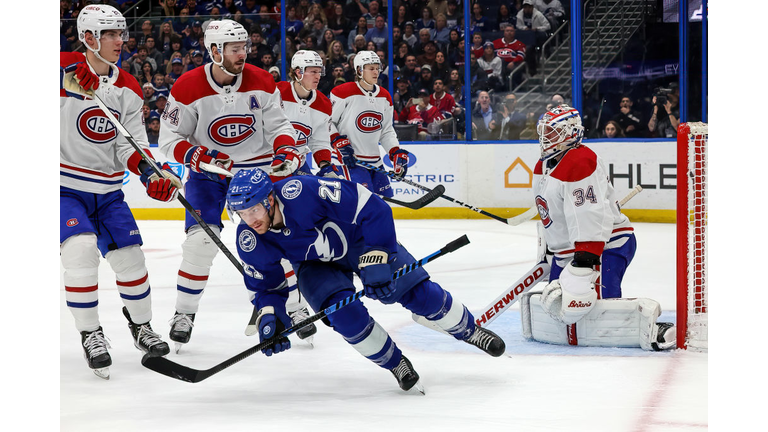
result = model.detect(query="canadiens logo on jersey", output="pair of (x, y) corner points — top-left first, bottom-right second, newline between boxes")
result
(66, 218), (79, 227)
(536, 195), (553, 228)
(355, 111), (383, 133)
(208, 114), (257, 146)
(291, 122), (313, 146)
(77, 106), (120, 144)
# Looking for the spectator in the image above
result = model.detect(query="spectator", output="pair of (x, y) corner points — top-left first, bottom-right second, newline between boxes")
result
(603, 120), (625, 138)
(285, 36), (299, 61)
(393, 76), (415, 114)
(392, 26), (404, 49)
(268, 66), (281, 82)
(428, 0), (449, 18)
(343, 0), (367, 23)
(417, 41), (439, 68)
(395, 4), (411, 31)
(128, 45), (158, 77)
(498, 93), (527, 140)
(295, 0), (311, 21)
(144, 36), (165, 70)
(413, 28), (433, 56)
(363, 0), (382, 25)
(319, 63), (344, 95)
(397, 88), (432, 140)
(324, 0), (339, 21)
(471, 31), (485, 59)
(432, 51), (451, 83)
(366, 40), (379, 53)
(348, 16), (369, 50)
(257, 4), (280, 43)
(137, 61), (155, 86)
(187, 50), (204, 71)
(167, 57), (185, 84)
(343, 53), (357, 82)
(221, 0), (241, 19)
(153, 92), (168, 117)
(366, 15), (389, 49)
(415, 7), (436, 31)
(301, 34), (318, 52)
(171, 9), (192, 35)
(472, 91), (502, 140)
(310, 17), (329, 45)
(141, 103), (152, 124)
(535, 0), (566, 30)
(135, 19), (155, 46)
(247, 29), (271, 67)
(497, 4), (516, 31)
(403, 21), (417, 47)
(493, 25), (527, 87)
(164, 35), (186, 63)
(519, 111), (539, 139)
(647, 92), (680, 138)
(517, 0), (550, 46)
(447, 68), (464, 95)
(414, 64), (435, 94)
(260, 52), (275, 71)
(326, 40), (348, 67)
(433, 14), (451, 46)
(428, 77), (460, 118)
(477, 41), (504, 91)
(286, 5), (305, 38)
(352, 34), (368, 54)
(152, 73), (169, 95)
(445, 0), (461, 28)
(305, 2), (328, 27)
(146, 113), (161, 145)
(183, 21), (204, 51)
(446, 29), (463, 64)
(120, 35), (138, 65)
(612, 95), (645, 138)
(319, 28), (336, 53)
(328, 2), (350, 39)
(468, 52), (489, 94)
(401, 55), (420, 84)
(448, 36), (466, 69)
(470, 3), (490, 33)
(142, 82), (157, 108)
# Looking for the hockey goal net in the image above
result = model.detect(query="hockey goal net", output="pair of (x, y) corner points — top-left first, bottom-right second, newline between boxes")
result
(676, 122), (708, 351)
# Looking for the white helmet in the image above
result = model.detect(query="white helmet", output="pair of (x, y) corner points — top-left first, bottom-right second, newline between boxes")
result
(204, 19), (249, 55)
(291, 50), (325, 77)
(536, 104), (584, 160)
(77, 5), (127, 65)
(353, 51), (382, 78)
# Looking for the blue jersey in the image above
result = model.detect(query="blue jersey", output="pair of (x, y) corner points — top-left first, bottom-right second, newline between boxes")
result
(236, 176), (402, 306)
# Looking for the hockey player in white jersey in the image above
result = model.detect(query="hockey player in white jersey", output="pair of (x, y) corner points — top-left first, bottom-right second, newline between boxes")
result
(158, 19), (304, 351)
(522, 105), (675, 350)
(60, 5), (175, 379)
(329, 51), (412, 197)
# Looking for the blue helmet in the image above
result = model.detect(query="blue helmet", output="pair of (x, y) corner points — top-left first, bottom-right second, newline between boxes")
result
(226, 168), (274, 212)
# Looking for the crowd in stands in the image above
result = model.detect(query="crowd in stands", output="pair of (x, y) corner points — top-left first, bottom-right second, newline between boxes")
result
(61, 0), (676, 141)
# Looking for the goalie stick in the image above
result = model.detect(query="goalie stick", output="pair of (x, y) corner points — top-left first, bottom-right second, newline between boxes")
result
(413, 185), (644, 332)
(87, 92), (247, 276)
(142, 234), (471, 383)
(357, 160), (532, 226)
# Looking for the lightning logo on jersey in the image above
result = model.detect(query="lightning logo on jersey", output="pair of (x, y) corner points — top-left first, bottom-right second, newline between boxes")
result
(208, 114), (257, 146)
(306, 222), (348, 262)
(77, 106), (120, 144)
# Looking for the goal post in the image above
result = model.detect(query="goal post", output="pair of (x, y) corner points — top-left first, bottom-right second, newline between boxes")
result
(676, 122), (708, 351)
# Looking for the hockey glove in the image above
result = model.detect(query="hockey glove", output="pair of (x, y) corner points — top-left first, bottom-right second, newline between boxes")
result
(388, 147), (410, 180)
(270, 145), (302, 178)
(331, 135), (356, 168)
(74, 62), (100, 92)
(540, 262), (599, 325)
(255, 306), (292, 357)
(359, 249), (394, 300)
(317, 162), (343, 179)
(140, 162), (183, 202)
(186, 145), (233, 181)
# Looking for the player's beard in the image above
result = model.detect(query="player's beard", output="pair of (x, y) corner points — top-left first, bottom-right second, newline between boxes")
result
(222, 57), (245, 75)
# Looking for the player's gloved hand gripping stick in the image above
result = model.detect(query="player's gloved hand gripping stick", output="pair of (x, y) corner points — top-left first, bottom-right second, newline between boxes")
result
(141, 235), (470, 383)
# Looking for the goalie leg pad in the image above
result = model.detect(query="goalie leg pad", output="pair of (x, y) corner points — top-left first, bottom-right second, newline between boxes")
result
(522, 294), (668, 350)
(176, 225), (221, 314)
(106, 245), (153, 325)
(61, 233), (102, 332)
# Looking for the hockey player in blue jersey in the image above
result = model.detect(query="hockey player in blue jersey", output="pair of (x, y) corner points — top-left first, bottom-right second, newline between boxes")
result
(225, 168), (505, 392)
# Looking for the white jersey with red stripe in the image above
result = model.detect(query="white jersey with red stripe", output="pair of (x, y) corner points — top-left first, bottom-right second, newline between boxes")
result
(158, 63), (296, 171)
(329, 82), (399, 166)
(276, 81), (333, 165)
(60, 52), (150, 194)
(533, 145), (632, 260)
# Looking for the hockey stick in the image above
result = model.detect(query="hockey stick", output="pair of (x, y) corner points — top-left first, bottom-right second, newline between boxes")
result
(413, 185), (644, 332)
(89, 93), (247, 275)
(141, 234), (471, 383)
(357, 160), (530, 226)
(382, 184), (446, 209)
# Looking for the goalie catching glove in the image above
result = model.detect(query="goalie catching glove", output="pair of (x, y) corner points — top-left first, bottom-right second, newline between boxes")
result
(140, 162), (183, 202)
(541, 260), (599, 325)
(359, 249), (393, 300)
(388, 147), (410, 179)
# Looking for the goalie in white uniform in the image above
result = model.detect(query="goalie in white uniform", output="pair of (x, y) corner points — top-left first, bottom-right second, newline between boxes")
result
(522, 105), (675, 351)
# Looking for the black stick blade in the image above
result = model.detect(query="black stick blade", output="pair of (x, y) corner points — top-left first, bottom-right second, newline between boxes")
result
(141, 354), (204, 383)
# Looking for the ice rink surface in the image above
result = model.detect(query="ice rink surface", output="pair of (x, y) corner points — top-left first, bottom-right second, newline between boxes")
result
(60, 219), (707, 431)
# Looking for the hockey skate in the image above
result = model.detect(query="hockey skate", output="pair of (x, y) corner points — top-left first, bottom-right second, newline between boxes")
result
(464, 326), (506, 357)
(169, 312), (195, 354)
(122, 307), (170, 357)
(651, 322), (676, 351)
(289, 306), (317, 347)
(390, 355), (425, 394)
(81, 327), (112, 380)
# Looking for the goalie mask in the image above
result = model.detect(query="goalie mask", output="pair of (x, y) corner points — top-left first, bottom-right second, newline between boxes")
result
(77, 5), (127, 66)
(204, 19), (250, 75)
(537, 104), (584, 160)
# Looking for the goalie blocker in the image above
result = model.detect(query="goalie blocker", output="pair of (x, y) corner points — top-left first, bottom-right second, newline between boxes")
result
(520, 292), (676, 351)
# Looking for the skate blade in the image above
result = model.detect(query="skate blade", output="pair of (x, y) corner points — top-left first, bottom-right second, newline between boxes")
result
(174, 343), (185, 354)
(301, 336), (314, 348)
(407, 380), (426, 395)
(93, 367), (110, 380)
